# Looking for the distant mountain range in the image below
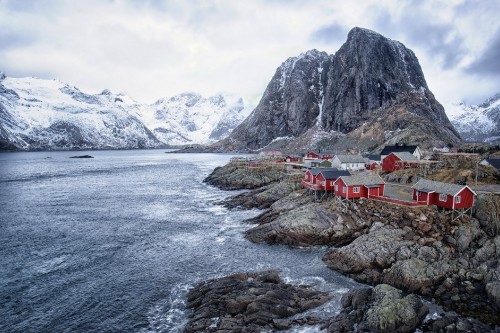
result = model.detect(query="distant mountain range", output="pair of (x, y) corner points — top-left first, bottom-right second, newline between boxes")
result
(444, 93), (500, 144)
(200, 27), (462, 153)
(0, 72), (248, 151)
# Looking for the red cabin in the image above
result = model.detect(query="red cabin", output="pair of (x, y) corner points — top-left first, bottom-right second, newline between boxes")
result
(333, 175), (385, 199)
(284, 155), (302, 163)
(382, 152), (418, 172)
(316, 170), (351, 191)
(305, 150), (335, 160)
(302, 168), (338, 190)
(411, 179), (476, 209)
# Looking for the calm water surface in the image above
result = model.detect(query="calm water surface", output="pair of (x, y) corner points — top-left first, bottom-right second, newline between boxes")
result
(0, 150), (358, 332)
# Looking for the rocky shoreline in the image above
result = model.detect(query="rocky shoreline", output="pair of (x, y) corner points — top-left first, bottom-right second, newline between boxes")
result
(187, 162), (500, 332)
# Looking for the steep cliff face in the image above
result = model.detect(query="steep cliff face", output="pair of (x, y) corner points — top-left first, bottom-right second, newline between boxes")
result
(227, 50), (332, 149)
(217, 27), (460, 152)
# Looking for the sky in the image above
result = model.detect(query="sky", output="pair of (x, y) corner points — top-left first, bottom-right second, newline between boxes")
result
(0, 0), (499, 110)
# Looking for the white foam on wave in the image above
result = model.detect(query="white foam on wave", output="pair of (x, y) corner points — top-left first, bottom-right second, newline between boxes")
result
(139, 283), (191, 333)
(26, 255), (70, 276)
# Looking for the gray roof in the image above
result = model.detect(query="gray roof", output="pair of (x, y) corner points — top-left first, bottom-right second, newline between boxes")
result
(391, 151), (418, 161)
(337, 174), (385, 186)
(367, 154), (381, 162)
(380, 145), (419, 156)
(318, 170), (351, 180)
(335, 154), (366, 163)
(485, 158), (500, 170)
(309, 168), (339, 176)
(411, 178), (476, 196)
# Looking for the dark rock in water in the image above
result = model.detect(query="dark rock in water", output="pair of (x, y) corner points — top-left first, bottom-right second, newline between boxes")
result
(422, 315), (496, 333)
(203, 161), (285, 190)
(183, 270), (331, 333)
(220, 182), (297, 210)
(69, 155), (94, 158)
(325, 284), (428, 333)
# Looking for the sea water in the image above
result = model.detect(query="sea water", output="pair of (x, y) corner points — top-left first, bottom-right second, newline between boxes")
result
(0, 150), (358, 332)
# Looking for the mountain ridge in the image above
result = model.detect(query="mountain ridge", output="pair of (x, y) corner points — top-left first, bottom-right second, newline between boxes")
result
(0, 74), (248, 151)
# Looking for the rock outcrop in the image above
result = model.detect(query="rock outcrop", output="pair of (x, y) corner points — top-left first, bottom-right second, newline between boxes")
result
(325, 284), (428, 333)
(183, 270), (330, 333)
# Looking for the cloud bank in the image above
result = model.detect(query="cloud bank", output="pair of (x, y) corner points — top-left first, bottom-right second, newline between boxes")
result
(0, 0), (498, 109)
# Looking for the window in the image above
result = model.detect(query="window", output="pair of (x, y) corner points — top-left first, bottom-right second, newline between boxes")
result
(353, 186), (360, 193)
(335, 185), (338, 191)
(439, 193), (447, 202)
(456, 196), (461, 203)
(342, 186), (346, 193)
(331, 181), (335, 186)
(417, 191), (421, 197)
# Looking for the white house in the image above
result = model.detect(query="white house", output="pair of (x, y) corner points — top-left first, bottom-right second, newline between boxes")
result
(331, 154), (366, 171)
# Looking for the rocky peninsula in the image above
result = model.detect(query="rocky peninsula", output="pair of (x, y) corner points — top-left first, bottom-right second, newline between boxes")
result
(196, 161), (500, 332)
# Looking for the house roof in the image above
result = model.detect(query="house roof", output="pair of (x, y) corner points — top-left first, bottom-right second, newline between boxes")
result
(318, 170), (351, 180)
(367, 154), (381, 162)
(390, 151), (418, 161)
(412, 178), (477, 196)
(309, 150), (335, 155)
(380, 145), (419, 156)
(334, 154), (366, 163)
(485, 158), (500, 170)
(336, 174), (385, 186)
(308, 168), (339, 176)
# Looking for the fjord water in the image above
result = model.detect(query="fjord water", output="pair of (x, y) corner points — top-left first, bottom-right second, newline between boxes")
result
(0, 150), (358, 332)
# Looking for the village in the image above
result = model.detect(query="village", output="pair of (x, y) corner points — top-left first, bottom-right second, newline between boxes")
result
(229, 144), (500, 223)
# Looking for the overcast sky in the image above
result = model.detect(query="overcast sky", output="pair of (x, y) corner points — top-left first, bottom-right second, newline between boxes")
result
(1, 0), (498, 110)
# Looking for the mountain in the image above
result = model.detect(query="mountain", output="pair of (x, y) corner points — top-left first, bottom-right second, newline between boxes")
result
(0, 73), (247, 151)
(136, 92), (246, 146)
(208, 27), (461, 153)
(444, 93), (500, 144)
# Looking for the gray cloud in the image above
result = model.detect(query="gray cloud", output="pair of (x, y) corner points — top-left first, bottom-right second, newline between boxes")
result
(309, 22), (348, 44)
(466, 30), (500, 76)
(373, 7), (466, 70)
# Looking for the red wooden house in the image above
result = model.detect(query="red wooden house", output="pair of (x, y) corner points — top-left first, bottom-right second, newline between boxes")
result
(305, 150), (335, 160)
(411, 179), (477, 210)
(316, 170), (351, 191)
(301, 168), (338, 190)
(382, 152), (418, 172)
(284, 155), (302, 163)
(333, 174), (385, 199)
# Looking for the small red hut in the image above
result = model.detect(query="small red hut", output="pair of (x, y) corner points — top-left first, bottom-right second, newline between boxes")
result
(382, 152), (418, 172)
(302, 168), (338, 190)
(411, 179), (476, 209)
(316, 170), (351, 191)
(333, 174), (385, 199)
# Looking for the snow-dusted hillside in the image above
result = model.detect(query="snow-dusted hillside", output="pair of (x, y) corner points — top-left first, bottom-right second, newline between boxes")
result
(444, 93), (500, 143)
(136, 92), (247, 146)
(0, 72), (247, 150)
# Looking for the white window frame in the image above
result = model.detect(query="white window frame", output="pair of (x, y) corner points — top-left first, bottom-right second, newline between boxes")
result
(342, 186), (346, 193)
(439, 193), (447, 202)
(353, 186), (360, 193)
(455, 195), (461, 203)
(335, 184), (338, 191)
(331, 181), (335, 186)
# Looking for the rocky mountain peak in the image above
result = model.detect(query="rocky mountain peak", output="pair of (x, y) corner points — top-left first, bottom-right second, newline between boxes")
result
(216, 27), (460, 152)
(0, 72), (6, 80)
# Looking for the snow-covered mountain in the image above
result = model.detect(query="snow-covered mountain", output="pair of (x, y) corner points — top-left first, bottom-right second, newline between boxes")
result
(136, 92), (247, 146)
(0, 72), (247, 151)
(444, 93), (500, 144)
